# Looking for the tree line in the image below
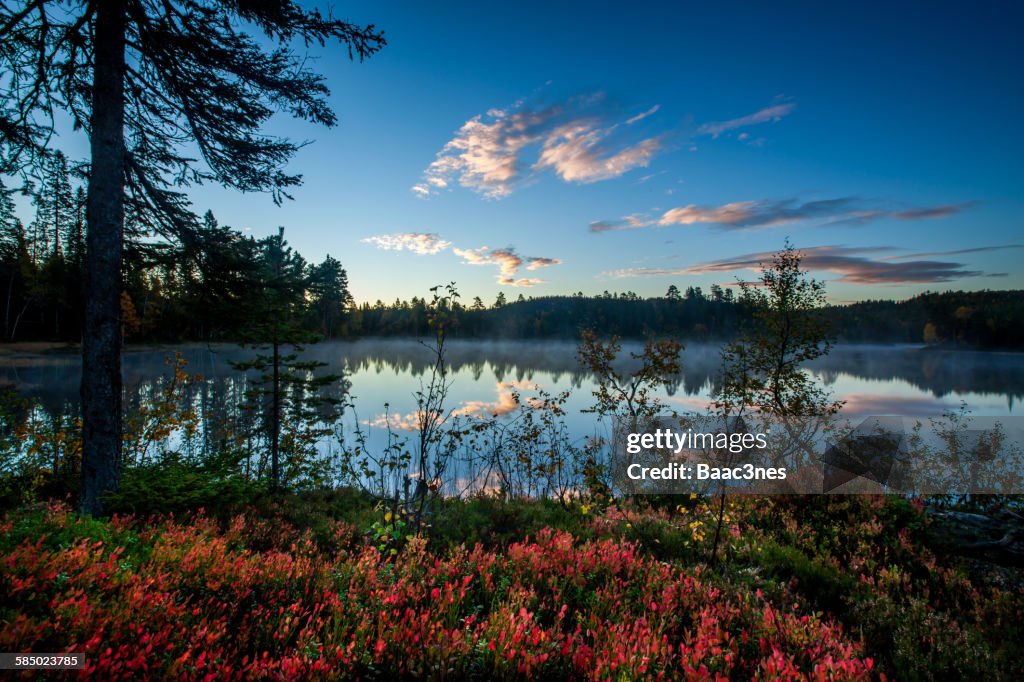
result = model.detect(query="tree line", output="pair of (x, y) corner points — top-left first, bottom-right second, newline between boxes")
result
(439, 289), (1022, 349)
(824, 291), (1024, 350)
(2, 164), (1021, 352)
(0, 167), (353, 344)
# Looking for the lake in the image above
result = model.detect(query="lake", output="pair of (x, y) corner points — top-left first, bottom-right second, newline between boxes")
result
(2, 339), (1021, 423)
(2, 338), (1021, 494)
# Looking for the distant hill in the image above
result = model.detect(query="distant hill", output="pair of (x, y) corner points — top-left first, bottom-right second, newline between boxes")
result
(824, 290), (1024, 350)
(352, 289), (1024, 350)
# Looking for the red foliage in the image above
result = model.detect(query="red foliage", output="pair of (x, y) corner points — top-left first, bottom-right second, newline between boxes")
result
(0, 504), (874, 680)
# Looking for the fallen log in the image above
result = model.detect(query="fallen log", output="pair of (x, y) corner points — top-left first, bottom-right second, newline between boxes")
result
(928, 508), (1024, 567)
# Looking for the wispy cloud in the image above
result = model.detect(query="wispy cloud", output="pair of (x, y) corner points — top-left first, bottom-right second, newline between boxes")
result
(535, 122), (662, 183)
(659, 200), (782, 227)
(635, 170), (667, 184)
(589, 220), (625, 233)
(362, 411), (425, 431)
(525, 256), (561, 270)
(363, 233), (563, 288)
(626, 105), (661, 125)
(362, 232), (452, 255)
(414, 96), (808, 198)
(453, 246), (562, 287)
(364, 381), (535, 430)
(591, 198), (974, 232)
(890, 203), (978, 220)
(885, 244), (1022, 260)
(452, 380), (534, 419)
(604, 244), (1003, 285)
(589, 213), (653, 233)
(413, 95), (663, 198)
(697, 102), (796, 138)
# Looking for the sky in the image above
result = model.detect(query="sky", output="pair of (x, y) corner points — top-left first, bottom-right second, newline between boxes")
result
(27, 1), (1024, 304)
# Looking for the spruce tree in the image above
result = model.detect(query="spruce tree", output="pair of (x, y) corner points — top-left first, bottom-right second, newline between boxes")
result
(0, 2), (384, 514)
(307, 255), (351, 339)
(233, 228), (340, 493)
(0, 179), (28, 339)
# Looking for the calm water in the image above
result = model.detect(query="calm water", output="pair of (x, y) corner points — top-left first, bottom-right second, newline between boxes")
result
(1, 339), (1021, 441)
(2, 337), (1024, 421)
(4, 339), (1019, 493)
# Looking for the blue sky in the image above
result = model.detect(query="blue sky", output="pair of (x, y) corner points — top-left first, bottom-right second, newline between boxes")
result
(37, 1), (1024, 303)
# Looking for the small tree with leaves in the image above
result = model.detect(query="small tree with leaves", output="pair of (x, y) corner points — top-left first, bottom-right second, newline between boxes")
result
(708, 241), (842, 563)
(334, 283), (461, 542)
(578, 331), (683, 422)
(716, 241), (842, 421)
(577, 330), (682, 500)
(406, 283), (461, 521)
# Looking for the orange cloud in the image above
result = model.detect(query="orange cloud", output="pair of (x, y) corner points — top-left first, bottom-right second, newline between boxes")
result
(414, 94), (663, 198)
(604, 244), (1006, 285)
(453, 246), (561, 287)
(452, 380), (534, 419)
(592, 197), (975, 232)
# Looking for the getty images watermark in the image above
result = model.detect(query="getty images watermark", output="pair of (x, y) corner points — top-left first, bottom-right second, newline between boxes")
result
(611, 413), (1024, 495)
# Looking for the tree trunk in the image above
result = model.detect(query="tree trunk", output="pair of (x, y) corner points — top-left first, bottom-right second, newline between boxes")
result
(708, 491), (727, 566)
(4, 272), (12, 339)
(80, 0), (126, 516)
(270, 338), (281, 493)
(10, 301), (27, 342)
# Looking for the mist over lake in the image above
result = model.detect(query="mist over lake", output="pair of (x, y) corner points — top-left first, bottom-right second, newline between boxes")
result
(2, 340), (1020, 439)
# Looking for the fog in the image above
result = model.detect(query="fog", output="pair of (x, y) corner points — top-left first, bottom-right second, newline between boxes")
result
(1, 339), (1021, 420)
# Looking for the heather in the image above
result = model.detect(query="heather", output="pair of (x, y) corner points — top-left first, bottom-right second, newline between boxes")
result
(1, 492), (1022, 680)
(2, 250), (1022, 680)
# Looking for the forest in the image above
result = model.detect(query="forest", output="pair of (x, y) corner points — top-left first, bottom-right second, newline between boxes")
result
(1, 0), (1023, 679)
(2, 164), (1020, 349)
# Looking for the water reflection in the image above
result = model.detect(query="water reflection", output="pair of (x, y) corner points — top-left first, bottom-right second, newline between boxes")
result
(0, 340), (1020, 424)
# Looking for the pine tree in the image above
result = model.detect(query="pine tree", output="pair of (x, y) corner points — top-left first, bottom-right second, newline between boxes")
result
(31, 150), (76, 261)
(1, 2), (384, 514)
(0, 179), (29, 339)
(0, 179), (22, 263)
(66, 187), (87, 269)
(175, 210), (258, 341)
(307, 255), (351, 339)
(233, 228), (339, 493)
